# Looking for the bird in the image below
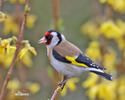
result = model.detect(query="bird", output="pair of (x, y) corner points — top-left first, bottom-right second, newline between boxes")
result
(38, 30), (112, 88)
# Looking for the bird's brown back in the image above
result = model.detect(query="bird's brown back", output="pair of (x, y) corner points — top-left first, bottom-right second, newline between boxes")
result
(54, 40), (82, 57)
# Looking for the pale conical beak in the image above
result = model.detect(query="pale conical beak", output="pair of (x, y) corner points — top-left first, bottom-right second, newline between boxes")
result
(38, 37), (47, 44)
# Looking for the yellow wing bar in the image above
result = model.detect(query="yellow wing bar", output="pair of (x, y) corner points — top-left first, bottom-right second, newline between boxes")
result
(65, 56), (88, 67)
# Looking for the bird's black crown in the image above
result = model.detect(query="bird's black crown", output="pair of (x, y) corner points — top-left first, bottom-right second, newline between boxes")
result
(48, 30), (62, 45)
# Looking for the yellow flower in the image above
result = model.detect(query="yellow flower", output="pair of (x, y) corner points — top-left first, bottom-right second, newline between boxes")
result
(9, 0), (26, 4)
(21, 51), (33, 67)
(0, 37), (37, 68)
(4, 55), (14, 68)
(0, 47), (5, 65)
(86, 82), (116, 100)
(18, 40), (37, 67)
(87, 84), (99, 100)
(99, 0), (125, 13)
(86, 41), (101, 61)
(111, 0), (125, 13)
(81, 21), (100, 39)
(116, 19), (125, 33)
(18, 42), (37, 59)
(0, 18), (5, 24)
(118, 78), (125, 94)
(29, 47), (37, 56)
(103, 51), (116, 70)
(98, 84), (107, 99)
(3, 15), (19, 34)
(9, 0), (16, 4)
(0, 38), (16, 68)
(18, 47), (28, 59)
(61, 77), (79, 96)
(28, 83), (40, 94)
(0, 47), (5, 56)
(99, 0), (107, 3)
(7, 79), (20, 90)
(6, 45), (16, 55)
(4, 45), (16, 68)
(107, 80), (117, 99)
(82, 73), (98, 88)
(19, 0), (26, 4)
(116, 36), (125, 50)
(100, 20), (123, 39)
(0, 39), (10, 48)
(26, 15), (36, 28)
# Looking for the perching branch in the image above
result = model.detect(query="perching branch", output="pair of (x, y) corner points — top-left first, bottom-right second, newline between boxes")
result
(52, 0), (60, 100)
(0, 0), (30, 100)
(50, 85), (61, 100)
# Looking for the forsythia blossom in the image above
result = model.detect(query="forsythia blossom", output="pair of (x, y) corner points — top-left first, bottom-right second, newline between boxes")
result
(9, 0), (26, 4)
(100, 20), (124, 39)
(0, 37), (37, 68)
(100, 0), (125, 13)
(86, 41), (102, 61)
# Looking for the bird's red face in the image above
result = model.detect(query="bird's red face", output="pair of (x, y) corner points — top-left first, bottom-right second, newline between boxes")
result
(38, 30), (63, 48)
(38, 32), (53, 46)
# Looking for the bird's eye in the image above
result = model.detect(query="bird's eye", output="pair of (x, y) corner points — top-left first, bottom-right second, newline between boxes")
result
(46, 35), (53, 40)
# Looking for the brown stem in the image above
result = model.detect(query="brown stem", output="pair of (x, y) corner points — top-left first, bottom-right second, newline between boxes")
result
(0, 0), (2, 11)
(50, 85), (61, 100)
(92, 0), (102, 20)
(53, 0), (59, 30)
(0, 66), (4, 89)
(104, 4), (112, 21)
(0, 0), (30, 100)
(52, 0), (60, 99)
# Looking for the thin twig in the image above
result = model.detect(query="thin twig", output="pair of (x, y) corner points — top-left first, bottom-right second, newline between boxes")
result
(0, 1), (30, 100)
(50, 86), (61, 100)
(0, 0), (2, 11)
(53, 0), (59, 30)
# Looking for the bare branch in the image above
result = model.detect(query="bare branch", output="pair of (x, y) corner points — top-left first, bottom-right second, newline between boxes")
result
(50, 86), (61, 100)
(0, 0), (30, 100)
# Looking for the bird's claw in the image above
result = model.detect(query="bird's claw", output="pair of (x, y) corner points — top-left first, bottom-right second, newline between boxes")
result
(58, 81), (66, 90)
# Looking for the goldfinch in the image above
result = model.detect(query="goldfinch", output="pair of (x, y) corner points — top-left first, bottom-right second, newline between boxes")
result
(38, 30), (112, 86)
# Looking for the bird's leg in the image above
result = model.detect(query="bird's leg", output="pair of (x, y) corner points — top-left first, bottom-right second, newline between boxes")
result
(58, 75), (68, 90)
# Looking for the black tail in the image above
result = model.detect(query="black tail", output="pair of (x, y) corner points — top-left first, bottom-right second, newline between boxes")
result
(90, 71), (112, 81)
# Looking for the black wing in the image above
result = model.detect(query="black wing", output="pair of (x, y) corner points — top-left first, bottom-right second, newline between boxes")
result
(75, 53), (106, 70)
(52, 50), (106, 70)
(52, 50), (71, 64)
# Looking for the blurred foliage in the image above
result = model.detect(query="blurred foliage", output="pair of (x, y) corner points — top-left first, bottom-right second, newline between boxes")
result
(81, 0), (125, 100)
(100, 0), (125, 13)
